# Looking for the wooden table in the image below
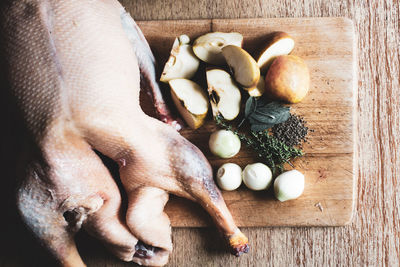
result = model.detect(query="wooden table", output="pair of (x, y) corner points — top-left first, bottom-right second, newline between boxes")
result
(1, 0), (398, 266)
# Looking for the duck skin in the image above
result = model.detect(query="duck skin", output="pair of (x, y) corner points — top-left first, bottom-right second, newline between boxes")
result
(0, 0), (249, 266)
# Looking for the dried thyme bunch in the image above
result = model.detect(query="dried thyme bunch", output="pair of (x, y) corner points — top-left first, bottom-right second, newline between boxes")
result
(215, 116), (304, 172)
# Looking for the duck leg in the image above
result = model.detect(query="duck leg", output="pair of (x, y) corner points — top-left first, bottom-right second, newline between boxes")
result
(83, 117), (249, 258)
(126, 187), (172, 266)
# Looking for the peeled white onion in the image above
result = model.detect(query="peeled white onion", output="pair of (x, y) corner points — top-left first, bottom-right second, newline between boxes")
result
(242, 163), (272, 191)
(209, 130), (241, 158)
(216, 163), (242, 191)
(273, 170), (305, 202)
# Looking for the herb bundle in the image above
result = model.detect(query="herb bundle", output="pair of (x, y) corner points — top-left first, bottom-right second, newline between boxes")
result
(215, 115), (304, 172)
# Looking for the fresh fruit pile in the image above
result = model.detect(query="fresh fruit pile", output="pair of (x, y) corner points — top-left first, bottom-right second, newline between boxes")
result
(160, 31), (310, 128)
(160, 31), (311, 201)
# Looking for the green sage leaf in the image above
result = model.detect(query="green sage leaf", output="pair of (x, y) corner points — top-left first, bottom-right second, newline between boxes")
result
(246, 99), (290, 132)
(245, 96), (257, 119)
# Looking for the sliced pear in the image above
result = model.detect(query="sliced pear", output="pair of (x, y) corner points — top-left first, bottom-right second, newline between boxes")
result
(222, 45), (260, 88)
(256, 32), (295, 74)
(206, 68), (241, 120)
(193, 32), (243, 65)
(169, 79), (208, 129)
(160, 35), (200, 83)
(246, 76), (265, 97)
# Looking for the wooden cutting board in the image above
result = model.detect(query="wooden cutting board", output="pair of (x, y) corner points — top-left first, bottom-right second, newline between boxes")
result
(136, 18), (356, 227)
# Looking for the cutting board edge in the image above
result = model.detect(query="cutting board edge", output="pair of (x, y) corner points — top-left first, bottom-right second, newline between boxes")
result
(137, 16), (355, 24)
(171, 212), (355, 227)
(350, 15), (358, 228)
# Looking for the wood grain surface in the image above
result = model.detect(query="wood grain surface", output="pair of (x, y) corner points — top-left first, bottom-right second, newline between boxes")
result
(0, 0), (398, 266)
(137, 18), (356, 227)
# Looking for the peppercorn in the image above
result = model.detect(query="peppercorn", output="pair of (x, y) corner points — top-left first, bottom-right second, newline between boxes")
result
(271, 114), (313, 147)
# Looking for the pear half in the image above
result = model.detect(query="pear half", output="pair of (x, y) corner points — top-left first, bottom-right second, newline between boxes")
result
(256, 32), (295, 74)
(160, 35), (200, 83)
(169, 79), (209, 129)
(193, 32), (243, 65)
(246, 76), (265, 97)
(222, 45), (260, 88)
(206, 68), (241, 120)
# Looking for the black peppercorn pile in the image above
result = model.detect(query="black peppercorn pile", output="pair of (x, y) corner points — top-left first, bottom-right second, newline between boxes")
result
(272, 114), (313, 147)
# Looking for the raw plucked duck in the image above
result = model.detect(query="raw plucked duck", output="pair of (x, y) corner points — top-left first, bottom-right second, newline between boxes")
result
(0, 0), (249, 266)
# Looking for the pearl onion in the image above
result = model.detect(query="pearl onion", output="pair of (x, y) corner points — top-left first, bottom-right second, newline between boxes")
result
(209, 130), (241, 159)
(216, 163), (242, 191)
(274, 170), (305, 202)
(242, 163), (272, 191)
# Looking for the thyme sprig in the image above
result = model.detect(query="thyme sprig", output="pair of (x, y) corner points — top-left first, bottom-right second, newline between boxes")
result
(215, 115), (304, 172)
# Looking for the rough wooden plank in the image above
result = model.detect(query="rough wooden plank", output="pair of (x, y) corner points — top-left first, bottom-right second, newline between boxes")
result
(122, 1), (399, 267)
(126, 1), (399, 267)
(136, 18), (356, 227)
(1, 1), (399, 267)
